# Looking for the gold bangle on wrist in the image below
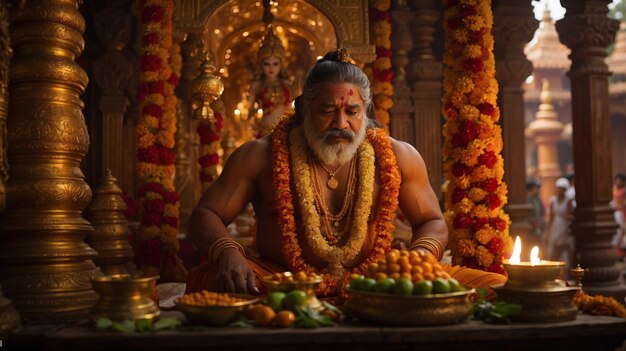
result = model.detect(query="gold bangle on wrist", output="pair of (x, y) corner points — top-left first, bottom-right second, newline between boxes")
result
(408, 237), (444, 261)
(208, 237), (245, 265)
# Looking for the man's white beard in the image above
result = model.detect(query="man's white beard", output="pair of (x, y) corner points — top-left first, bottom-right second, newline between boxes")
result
(303, 113), (367, 166)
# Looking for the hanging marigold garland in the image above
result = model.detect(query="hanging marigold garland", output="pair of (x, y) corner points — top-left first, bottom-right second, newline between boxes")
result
(368, 0), (393, 129)
(135, 0), (180, 272)
(441, 0), (512, 274)
(196, 112), (223, 192)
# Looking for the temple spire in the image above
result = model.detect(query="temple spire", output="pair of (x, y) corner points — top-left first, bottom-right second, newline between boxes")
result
(528, 79), (564, 205)
(525, 5), (570, 70)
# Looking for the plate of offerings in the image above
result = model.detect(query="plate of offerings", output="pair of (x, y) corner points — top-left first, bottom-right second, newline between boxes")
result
(175, 291), (259, 326)
(344, 249), (474, 326)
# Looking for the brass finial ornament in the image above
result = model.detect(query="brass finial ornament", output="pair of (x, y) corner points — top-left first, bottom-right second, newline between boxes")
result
(86, 169), (135, 276)
(570, 264), (586, 288)
(190, 46), (224, 123)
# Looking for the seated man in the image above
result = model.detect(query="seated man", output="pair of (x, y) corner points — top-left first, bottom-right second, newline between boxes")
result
(186, 49), (506, 297)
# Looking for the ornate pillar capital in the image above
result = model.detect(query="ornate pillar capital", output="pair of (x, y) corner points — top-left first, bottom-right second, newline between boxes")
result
(493, 1), (537, 85)
(557, 0), (619, 76)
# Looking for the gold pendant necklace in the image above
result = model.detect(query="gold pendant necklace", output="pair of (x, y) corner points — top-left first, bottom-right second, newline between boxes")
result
(318, 161), (342, 190)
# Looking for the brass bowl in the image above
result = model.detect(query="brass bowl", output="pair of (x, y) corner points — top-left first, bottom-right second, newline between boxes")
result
(262, 275), (322, 296)
(175, 294), (259, 326)
(262, 275), (323, 309)
(503, 261), (564, 289)
(90, 274), (160, 322)
(344, 288), (475, 326)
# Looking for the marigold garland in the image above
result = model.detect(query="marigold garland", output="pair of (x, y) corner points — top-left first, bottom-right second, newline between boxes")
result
(368, 0), (393, 129)
(197, 111), (223, 192)
(271, 118), (400, 296)
(573, 291), (626, 318)
(441, 0), (512, 274)
(135, 0), (180, 272)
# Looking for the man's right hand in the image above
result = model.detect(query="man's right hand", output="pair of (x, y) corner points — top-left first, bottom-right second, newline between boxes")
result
(214, 249), (259, 295)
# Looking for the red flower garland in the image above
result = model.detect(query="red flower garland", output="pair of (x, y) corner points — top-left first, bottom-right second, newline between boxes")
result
(442, 0), (512, 274)
(368, 0), (394, 129)
(197, 112), (223, 191)
(135, 0), (180, 273)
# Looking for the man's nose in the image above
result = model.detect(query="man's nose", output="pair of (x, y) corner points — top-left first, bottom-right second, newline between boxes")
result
(332, 111), (350, 130)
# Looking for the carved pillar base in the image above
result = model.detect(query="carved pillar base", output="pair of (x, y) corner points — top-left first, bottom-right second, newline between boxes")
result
(0, 0), (101, 322)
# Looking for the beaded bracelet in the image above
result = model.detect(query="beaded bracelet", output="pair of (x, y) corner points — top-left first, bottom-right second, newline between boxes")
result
(208, 237), (246, 265)
(408, 237), (444, 262)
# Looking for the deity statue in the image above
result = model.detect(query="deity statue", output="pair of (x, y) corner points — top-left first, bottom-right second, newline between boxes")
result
(247, 26), (293, 138)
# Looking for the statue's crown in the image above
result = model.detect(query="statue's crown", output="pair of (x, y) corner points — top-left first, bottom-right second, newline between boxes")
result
(257, 26), (286, 64)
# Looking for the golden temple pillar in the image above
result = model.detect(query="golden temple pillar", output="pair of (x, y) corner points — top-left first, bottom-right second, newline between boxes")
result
(0, 0), (100, 322)
(0, 0), (21, 337)
(86, 170), (135, 276)
(528, 80), (563, 205)
(493, 1), (538, 240)
(389, 1), (414, 145)
(557, 0), (626, 299)
(407, 0), (443, 197)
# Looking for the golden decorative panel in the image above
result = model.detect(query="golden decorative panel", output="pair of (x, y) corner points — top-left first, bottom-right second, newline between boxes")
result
(173, 0), (375, 62)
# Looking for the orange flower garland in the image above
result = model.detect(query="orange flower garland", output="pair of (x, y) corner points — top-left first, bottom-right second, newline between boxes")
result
(135, 0), (180, 271)
(197, 112), (223, 192)
(441, 0), (512, 274)
(369, 0), (393, 129)
(271, 118), (399, 296)
(573, 291), (626, 318)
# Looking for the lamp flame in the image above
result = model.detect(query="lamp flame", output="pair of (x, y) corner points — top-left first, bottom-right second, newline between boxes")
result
(530, 246), (540, 266)
(510, 236), (521, 264)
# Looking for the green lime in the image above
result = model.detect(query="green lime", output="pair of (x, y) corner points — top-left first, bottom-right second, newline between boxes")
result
(359, 278), (377, 292)
(432, 278), (451, 294)
(373, 278), (395, 294)
(266, 291), (286, 311)
(392, 277), (414, 296)
(413, 280), (434, 295)
(282, 290), (307, 311)
(349, 275), (365, 290)
(447, 278), (465, 292)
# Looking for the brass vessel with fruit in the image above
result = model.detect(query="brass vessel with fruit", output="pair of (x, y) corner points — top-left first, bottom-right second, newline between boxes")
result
(344, 249), (474, 326)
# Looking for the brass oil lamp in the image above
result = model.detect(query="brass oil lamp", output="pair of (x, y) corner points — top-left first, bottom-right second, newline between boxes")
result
(493, 236), (580, 322)
(190, 49), (224, 123)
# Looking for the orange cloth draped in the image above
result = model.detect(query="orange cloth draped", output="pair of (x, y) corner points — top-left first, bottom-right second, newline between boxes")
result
(186, 255), (507, 296)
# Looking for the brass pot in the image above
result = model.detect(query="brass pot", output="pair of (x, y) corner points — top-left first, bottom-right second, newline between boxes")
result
(89, 274), (160, 322)
(344, 288), (475, 326)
